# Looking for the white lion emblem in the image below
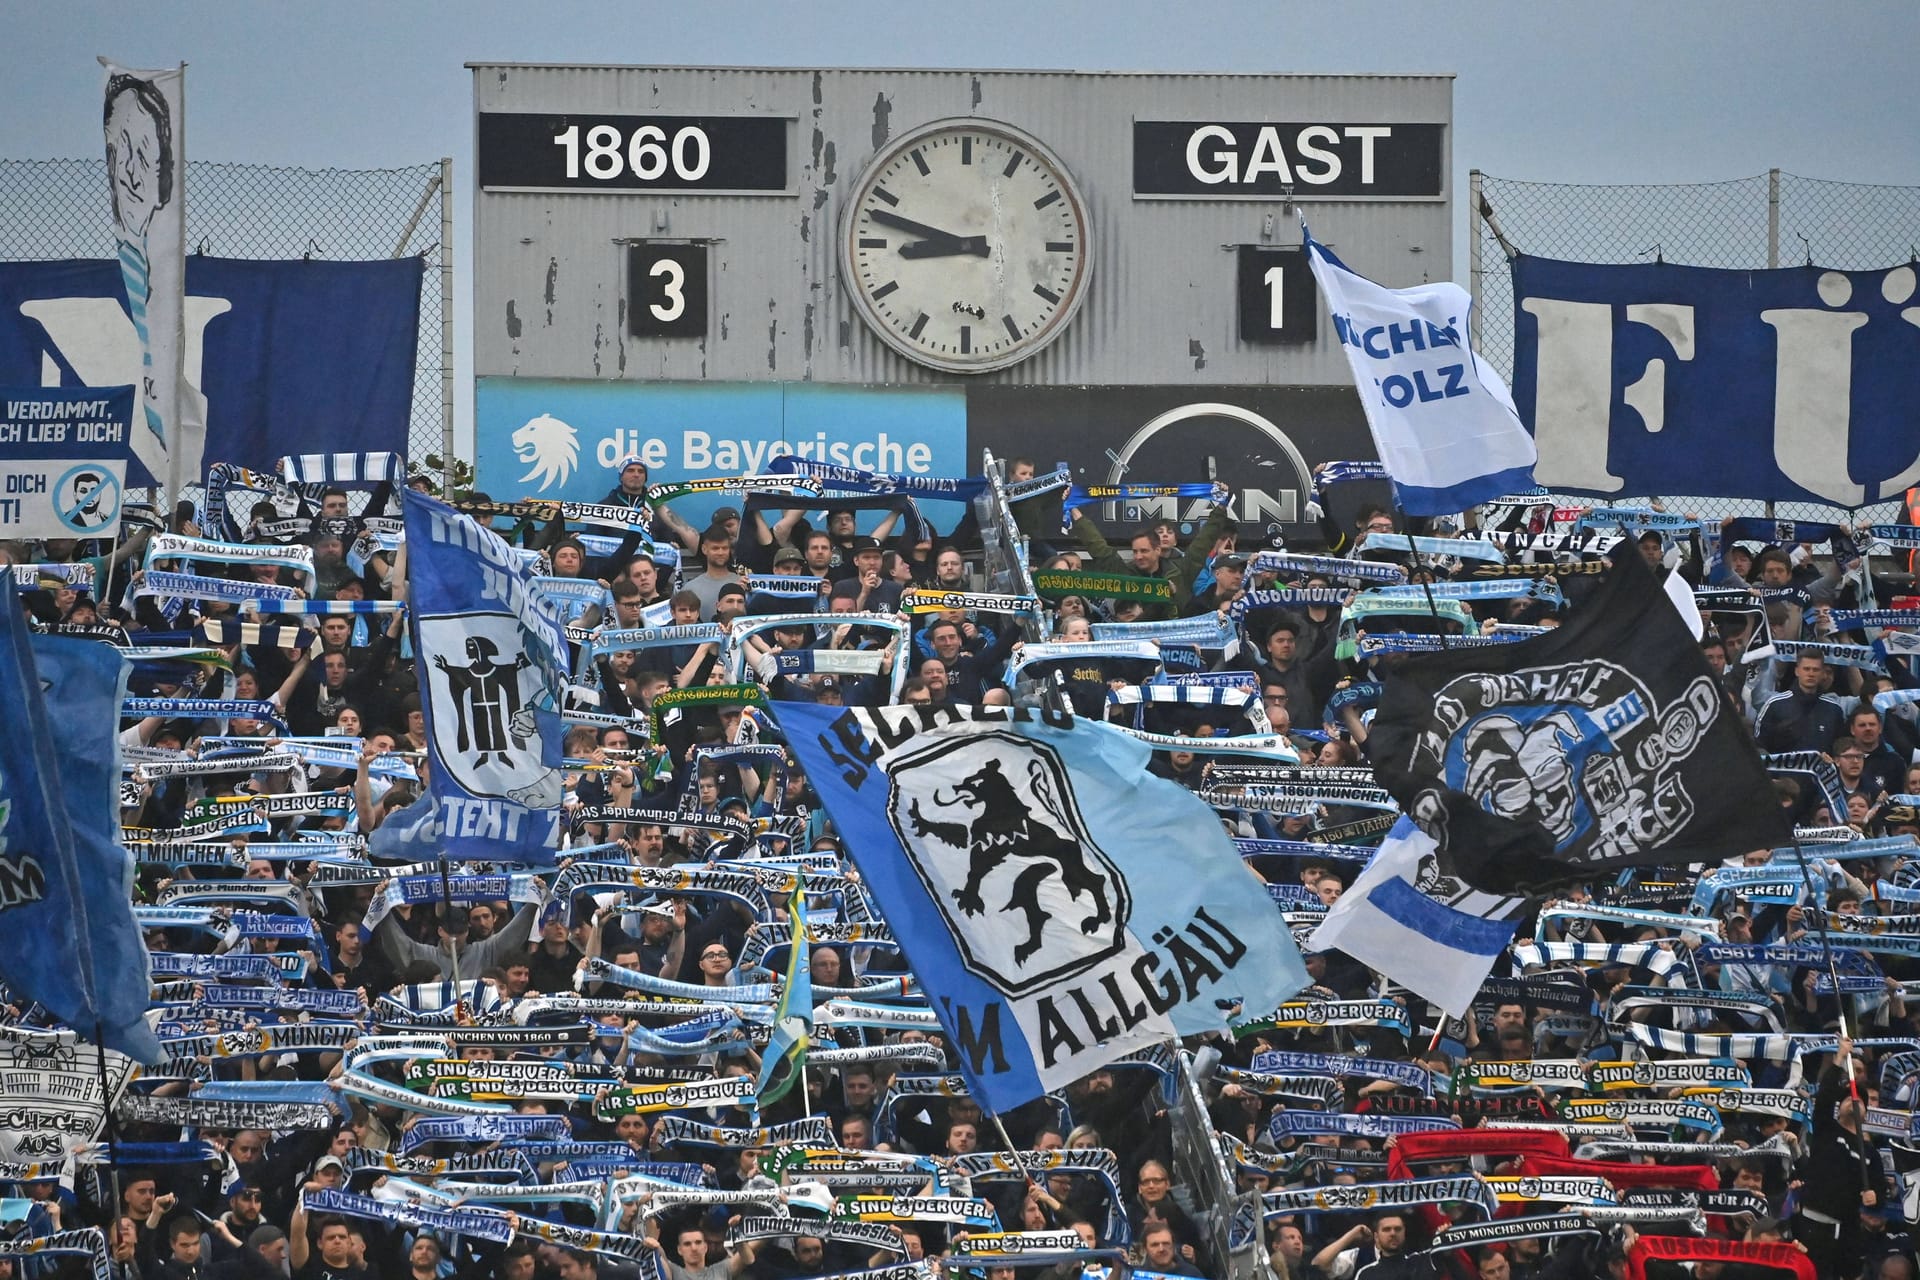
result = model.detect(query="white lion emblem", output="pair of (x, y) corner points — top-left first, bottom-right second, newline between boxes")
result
(513, 414), (579, 491)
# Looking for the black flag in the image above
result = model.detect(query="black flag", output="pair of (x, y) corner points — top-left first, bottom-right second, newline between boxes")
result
(1369, 552), (1790, 892)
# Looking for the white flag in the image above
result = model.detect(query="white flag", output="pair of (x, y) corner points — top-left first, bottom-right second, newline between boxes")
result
(1305, 220), (1537, 516)
(1664, 569), (1705, 640)
(101, 58), (194, 496)
(1307, 817), (1524, 1019)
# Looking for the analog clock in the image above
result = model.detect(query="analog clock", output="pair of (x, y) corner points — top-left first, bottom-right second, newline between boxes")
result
(840, 118), (1093, 374)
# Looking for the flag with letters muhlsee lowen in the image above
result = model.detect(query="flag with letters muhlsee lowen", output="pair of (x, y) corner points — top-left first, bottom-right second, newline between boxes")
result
(1304, 218), (1536, 515)
(776, 702), (1306, 1113)
(403, 487), (569, 864)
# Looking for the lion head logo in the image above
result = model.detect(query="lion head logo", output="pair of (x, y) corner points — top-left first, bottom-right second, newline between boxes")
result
(513, 414), (579, 492)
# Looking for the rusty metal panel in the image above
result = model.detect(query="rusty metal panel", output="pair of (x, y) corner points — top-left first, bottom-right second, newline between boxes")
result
(471, 66), (1452, 386)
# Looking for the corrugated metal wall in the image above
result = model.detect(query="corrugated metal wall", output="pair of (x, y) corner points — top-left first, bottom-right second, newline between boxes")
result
(471, 65), (1452, 386)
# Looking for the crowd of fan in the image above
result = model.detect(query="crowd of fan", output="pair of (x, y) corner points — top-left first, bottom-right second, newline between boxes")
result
(3, 452), (1919, 1280)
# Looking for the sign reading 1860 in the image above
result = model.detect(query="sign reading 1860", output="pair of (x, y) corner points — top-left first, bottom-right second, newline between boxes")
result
(1133, 122), (1444, 199)
(478, 113), (791, 193)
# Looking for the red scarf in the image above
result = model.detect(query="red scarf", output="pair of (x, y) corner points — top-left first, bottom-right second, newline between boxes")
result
(1628, 1237), (1816, 1280)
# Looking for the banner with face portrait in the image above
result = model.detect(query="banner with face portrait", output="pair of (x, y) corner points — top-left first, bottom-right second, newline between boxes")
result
(99, 58), (190, 496)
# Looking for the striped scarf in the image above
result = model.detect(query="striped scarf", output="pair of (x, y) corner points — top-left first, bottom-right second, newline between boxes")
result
(244, 598), (403, 615)
(197, 619), (322, 658)
(1357, 532), (1509, 562)
(278, 451), (403, 485)
(1511, 940), (1684, 977)
(1089, 613), (1236, 646)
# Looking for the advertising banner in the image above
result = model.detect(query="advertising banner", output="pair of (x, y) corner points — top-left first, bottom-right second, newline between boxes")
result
(473, 379), (969, 530)
(965, 385), (1377, 546)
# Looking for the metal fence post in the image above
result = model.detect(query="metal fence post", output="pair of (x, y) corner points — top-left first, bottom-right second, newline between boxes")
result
(1767, 167), (1781, 270)
(1468, 169), (1484, 357)
(440, 156), (456, 492)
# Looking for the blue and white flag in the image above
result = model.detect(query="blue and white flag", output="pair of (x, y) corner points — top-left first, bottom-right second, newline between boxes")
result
(1304, 220), (1536, 515)
(776, 702), (1307, 1113)
(404, 488), (568, 864)
(0, 599), (158, 1060)
(1306, 816), (1523, 1020)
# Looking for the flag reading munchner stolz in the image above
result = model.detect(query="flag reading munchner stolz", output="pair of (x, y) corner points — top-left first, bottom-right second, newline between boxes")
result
(777, 702), (1307, 1113)
(1304, 218), (1536, 516)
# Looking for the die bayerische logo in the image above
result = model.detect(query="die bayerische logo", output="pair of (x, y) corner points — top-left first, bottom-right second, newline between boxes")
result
(886, 731), (1128, 998)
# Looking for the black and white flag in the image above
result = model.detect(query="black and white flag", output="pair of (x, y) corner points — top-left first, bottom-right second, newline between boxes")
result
(1369, 552), (1789, 891)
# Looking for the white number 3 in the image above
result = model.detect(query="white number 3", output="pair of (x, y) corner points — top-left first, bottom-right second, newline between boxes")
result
(648, 259), (686, 322)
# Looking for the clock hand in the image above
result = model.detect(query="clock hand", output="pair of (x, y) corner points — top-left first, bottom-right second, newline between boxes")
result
(898, 236), (990, 260)
(868, 208), (970, 243)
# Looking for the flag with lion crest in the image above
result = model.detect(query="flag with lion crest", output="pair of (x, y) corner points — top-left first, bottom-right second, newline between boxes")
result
(776, 702), (1305, 1112)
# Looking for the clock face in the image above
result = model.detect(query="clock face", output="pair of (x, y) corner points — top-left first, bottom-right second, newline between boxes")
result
(841, 118), (1093, 374)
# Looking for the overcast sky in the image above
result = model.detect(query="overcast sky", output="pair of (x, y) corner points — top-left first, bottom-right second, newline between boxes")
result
(7, 0), (1917, 435)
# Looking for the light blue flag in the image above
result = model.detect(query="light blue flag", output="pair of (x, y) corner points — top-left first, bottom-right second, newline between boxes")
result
(402, 488), (569, 864)
(0, 600), (159, 1061)
(776, 702), (1307, 1113)
(1304, 219), (1537, 515)
(1305, 816), (1524, 1021)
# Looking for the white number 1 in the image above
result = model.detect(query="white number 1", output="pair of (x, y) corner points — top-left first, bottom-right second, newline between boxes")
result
(649, 259), (686, 322)
(1263, 266), (1285, 331)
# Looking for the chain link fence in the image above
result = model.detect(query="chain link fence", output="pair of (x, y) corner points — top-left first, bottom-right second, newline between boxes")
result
(0, 155), (451, 479)
(1470, 168), (1920, 525)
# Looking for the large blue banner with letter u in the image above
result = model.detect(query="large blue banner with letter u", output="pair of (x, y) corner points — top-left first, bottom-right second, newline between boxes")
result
(1512, 256), (1920, 508)
(0, 257), (423, 489)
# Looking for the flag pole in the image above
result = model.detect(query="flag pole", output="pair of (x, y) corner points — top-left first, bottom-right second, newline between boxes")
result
(1785, 835), (1875, 1202)
(1785, 837), (1868, 1113)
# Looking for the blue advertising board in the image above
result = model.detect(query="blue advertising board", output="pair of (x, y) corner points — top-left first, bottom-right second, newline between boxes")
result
(473, 379), (969, 529)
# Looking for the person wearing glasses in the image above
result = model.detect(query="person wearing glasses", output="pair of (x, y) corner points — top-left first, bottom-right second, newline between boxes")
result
(696, 942), (736, 989)
(1125, 1162), (1201, 1268)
